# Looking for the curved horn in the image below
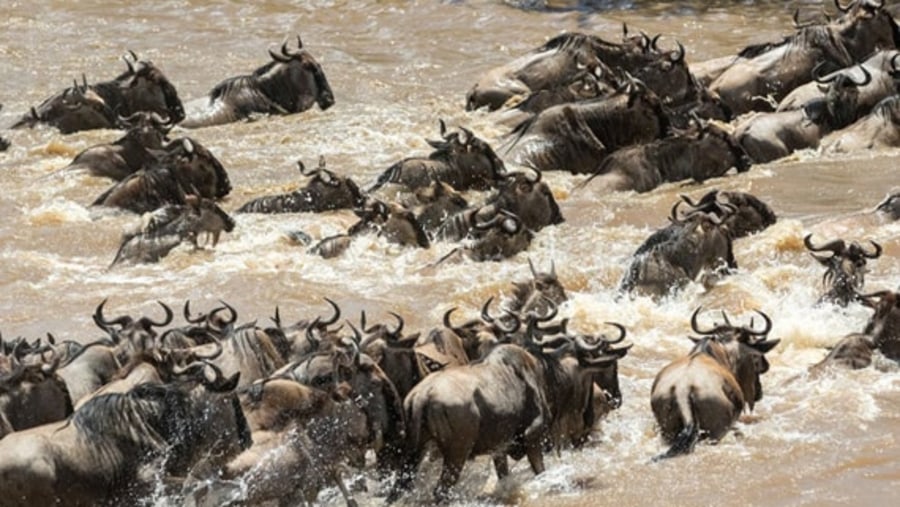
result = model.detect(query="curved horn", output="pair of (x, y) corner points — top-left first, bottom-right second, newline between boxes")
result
(602, 322), (627, 344)
(268, 46), (292, 63)
(387, 311), (404, 337)
(122, 54), (135, 74)
(834, 0), (851, 13)
(804, 234), (846, 255)
(690, 307), (717, 335)
(813, 62), (838, 84)
(296, 159), (314, 176)
(746, 309), (772, 336)
(669, 199), (687, 224)
(320, 298), (341, 326)
(92, 298), (131, 331)
(670, 40), (685, 63)
(183, 300), (205, 324)
(211, 300), (238, 328)
(650, 34), (661, 52)
(443, 307), (459, 331)
(147, 301), (174, 328)
(720, 310), (733, 327)
(480, 297), (497, 323)
(460, 127), (475, 145)
(851, 64), (872, 87)
(194, 338), (224, 360)
(862, 240), (882, 259)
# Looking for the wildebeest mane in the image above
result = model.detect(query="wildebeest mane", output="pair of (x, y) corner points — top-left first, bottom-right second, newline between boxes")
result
(538, 32), (598, 54)
(69, 384), (190, 480)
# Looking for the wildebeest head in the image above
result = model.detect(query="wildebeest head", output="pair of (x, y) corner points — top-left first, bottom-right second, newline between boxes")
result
(428, 122), (508, 187)
(875, 191), (900, 220)
(831, 0), (900, 61)
(805, 234), (882, 306)
(680, 189), (776, 239)
(163, 137), (232, 199)
(298, 156), (366, 208)
(92, 299), (174, 363)
(508, 259), (568, 317)
(460, 209), (533, 262)
(689, 307), (780, 408)
(15, 77), (118, 134)
(350, 199), (430, 248)
(260, 36), (335, 112)
(574, 322), (632, 412)
(859, 290), (900, 359)
(118, 111), (172, 149)
(115, 51), (185, 124)
(489, 166), (564, 232)
(632, 36), (694, 105)
(809, 61), (872, 128)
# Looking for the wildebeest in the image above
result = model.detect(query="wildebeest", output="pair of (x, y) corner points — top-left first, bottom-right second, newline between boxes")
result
(466, 30), (695, 114)
(578, 118), (750, 192)
(0, 368), (250, 506)
(650, 308), (779, 459)
(733, 63), (872, 163)
(809, 333), (876, 373)
(0, 350), (72, 440)
(12, 52), (185, 133)
(110, 194), (236, 266)
(778, 50), (900, 114)
(673, 189), (777, 239)
(709, 0), (899, 114)
(309, 200), (430, 258)
(436, 209), (533, 264)
(804, 234), (882, 306)
(619, 197), (737, 296)
(505, 77), (669, 174)
(485, 166), (565, 232)
(875, 191), (900, 220)
(464, 31), (631, 112)
(92, 137), (231, 213)
(820, 94), (900, 152)
(388, 326), (629, 503)
(237, 156), (365, 213)
(860, 290), (900, 361)
(61, 112), (172, 181)
(369, 120), (507, 192)
(506, 259), (568, 317)
(181, 36), (334, 128)
(213, 378), (366, 507)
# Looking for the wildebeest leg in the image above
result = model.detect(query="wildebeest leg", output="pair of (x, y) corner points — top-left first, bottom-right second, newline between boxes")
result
(492, 454), (510, 479)
(385, 448), (423, 504)
(525, 443), (545, 475)
(330, 468), (359, 507)
(434, 436), (473, 503)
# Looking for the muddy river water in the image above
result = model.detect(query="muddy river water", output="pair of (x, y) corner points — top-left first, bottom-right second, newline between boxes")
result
(1, 1), (899, 506)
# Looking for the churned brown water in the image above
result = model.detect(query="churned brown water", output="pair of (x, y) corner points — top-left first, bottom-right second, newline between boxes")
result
(1, 1), (899, 506)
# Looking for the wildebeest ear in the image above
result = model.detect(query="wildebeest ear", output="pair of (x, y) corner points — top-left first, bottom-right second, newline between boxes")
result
(752, 338), (780, 354)
(688, 336), (702, 344)
(426, 138), (447, 150)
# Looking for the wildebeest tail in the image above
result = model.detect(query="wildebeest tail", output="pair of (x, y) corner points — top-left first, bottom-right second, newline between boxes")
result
(654, 387), (700, 461)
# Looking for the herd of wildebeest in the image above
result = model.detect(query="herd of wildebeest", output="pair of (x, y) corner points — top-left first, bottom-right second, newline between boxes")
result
(2, 0), (900, 505)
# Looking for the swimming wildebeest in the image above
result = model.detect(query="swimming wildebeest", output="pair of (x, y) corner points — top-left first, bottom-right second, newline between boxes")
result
(181, 36), (334, 128)
(12, 52), (185, 133)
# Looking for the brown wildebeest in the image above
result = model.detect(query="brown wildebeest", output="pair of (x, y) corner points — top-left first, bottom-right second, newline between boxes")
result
(650, 308), (779, 459)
